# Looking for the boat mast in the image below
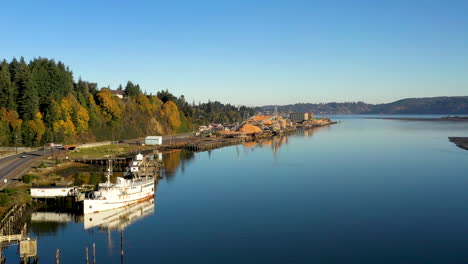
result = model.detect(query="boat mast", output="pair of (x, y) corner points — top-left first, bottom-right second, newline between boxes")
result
(107, 158), (113, 187)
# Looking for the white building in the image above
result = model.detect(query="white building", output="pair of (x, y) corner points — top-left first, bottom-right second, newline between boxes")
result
(144, 136), (162, 145)
(31, 187), (76, 198)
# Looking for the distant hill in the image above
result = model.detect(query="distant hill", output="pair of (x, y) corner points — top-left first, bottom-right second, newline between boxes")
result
(259, 96), (468, 115)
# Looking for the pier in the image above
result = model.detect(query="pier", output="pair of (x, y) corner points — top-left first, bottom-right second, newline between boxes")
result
(183, 137), (249, 152)
(0, 204), (38, 263)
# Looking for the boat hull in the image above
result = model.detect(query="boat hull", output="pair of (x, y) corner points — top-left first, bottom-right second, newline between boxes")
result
(83, 189), (154, 214)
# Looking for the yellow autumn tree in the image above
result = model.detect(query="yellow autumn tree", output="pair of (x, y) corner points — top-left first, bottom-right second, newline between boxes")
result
(162, 101), (181, 130)
(135, 94), (152, 114)
(1, 108), (22, 131)
(53, 119), (76, 138)
(60, 96), (74, 120)
(74, 104), (90, 132)
(28, 112), (46, 143)
(96, 88), (123, 121)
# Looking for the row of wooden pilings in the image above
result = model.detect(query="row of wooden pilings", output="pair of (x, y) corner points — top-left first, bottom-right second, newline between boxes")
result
(0, 203), (28, 236)
(183, 137), (250, 152)
(55, 240), (118, 264)
(55, 243), (96, 264)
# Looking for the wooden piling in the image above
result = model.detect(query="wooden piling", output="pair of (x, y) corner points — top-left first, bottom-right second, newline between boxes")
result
(93, 243), (96, 264)
(55, 249), (59, 264)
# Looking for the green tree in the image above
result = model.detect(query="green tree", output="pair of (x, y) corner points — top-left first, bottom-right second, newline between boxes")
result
(0, 60), (16, 109)
(124, 81), (141, 97)
(14, 58), (38, 120)
(157, 89), (177, 103)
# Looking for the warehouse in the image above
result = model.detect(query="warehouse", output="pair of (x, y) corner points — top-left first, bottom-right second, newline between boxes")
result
(145, 136), (163, 145)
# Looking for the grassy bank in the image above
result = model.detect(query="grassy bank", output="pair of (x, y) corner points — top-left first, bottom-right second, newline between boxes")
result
(22, 161), (110, 187)
(0, 187), (31, 218)
(72, 144), (155, 159)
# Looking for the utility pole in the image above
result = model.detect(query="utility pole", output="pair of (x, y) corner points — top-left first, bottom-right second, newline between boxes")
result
(14, 132), (18, 154)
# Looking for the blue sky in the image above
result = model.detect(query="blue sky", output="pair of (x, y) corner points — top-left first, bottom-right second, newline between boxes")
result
(2, 0), (467, 105)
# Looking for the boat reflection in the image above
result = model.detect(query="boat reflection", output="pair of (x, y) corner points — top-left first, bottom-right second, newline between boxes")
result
(30, 197), (155, 233)
(84, 198), (155, 231)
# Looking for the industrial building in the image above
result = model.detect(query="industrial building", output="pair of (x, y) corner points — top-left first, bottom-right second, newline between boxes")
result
(145, 136), (162, 145)
(289, 112), (314, 122)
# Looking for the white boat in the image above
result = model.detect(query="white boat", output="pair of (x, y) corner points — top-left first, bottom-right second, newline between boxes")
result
(83, 154), (155, 214)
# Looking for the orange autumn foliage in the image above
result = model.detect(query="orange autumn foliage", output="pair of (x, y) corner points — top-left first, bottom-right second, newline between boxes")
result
(162, 101), (181, 129)
(28, 112), (46, 142)
(96, 88), (123, 121)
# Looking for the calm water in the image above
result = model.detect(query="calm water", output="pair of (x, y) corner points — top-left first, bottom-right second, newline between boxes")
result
(5, 117), (468, 263)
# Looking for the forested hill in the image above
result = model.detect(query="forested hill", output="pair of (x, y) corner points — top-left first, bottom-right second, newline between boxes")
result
(260, 97), (468, 114)
(0, 57), (255, 147)
(366, 97), (468, 114)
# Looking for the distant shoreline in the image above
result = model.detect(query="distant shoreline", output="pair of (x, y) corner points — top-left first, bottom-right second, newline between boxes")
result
(367, 116), (468, 122)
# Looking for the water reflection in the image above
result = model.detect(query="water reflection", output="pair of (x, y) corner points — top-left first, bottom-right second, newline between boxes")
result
(161, 150), (195, 178)
(84, 198), (154, 231)
(30, 198), (155, 233)
(297, 126), (328, 137)
(22, 128), (335, 263)
(243, 135), (289, 153)
(30, 212), (81, 236)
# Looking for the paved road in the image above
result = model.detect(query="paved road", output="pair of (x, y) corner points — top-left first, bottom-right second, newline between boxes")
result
(120, 132), (198, 145)
(0, 149), (62, 186)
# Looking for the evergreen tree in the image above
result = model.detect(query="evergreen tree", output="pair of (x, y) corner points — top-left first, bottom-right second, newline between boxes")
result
(157, 89), (177, 103)
(0, 60), (15, 109)
(124, 81), (141, 97)
(14, 58), (39, 120)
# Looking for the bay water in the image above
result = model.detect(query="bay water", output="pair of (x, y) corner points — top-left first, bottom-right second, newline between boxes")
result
(5, 116), (468, 263)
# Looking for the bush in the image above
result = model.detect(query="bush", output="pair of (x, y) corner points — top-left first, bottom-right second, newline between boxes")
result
(0, 193), (9, 206)
(38, 162), (46, 168)
(0, 188), (31, 208)
(22, 174), (40, 184)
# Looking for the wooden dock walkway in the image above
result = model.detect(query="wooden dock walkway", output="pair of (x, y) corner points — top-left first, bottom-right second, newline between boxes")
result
(183, 137), (248, 152)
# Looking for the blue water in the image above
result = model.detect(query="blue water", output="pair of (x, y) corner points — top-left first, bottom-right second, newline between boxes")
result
(5, 117), (468, 263)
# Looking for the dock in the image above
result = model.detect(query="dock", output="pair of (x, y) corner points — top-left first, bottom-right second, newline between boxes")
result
(183, 137), (249, 152)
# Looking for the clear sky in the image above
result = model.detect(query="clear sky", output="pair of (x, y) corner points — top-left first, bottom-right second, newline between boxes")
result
(2, 0), (467, 106)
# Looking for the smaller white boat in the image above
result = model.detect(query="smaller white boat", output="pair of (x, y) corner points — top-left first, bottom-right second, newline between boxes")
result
(83, 154), (155, 214)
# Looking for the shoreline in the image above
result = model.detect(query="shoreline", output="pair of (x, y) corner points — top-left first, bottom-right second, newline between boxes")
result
(0, 121), (337, 222)
(449, 137), (468, 151)
(367, 116), (468, 122)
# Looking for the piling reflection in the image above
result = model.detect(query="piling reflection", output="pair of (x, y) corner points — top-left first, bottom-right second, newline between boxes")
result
(242, 135), (290, 154)
(297, 126), (327, 137)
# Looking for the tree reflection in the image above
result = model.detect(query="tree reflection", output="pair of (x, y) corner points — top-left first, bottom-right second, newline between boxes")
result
(161, 150), (195, 179)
